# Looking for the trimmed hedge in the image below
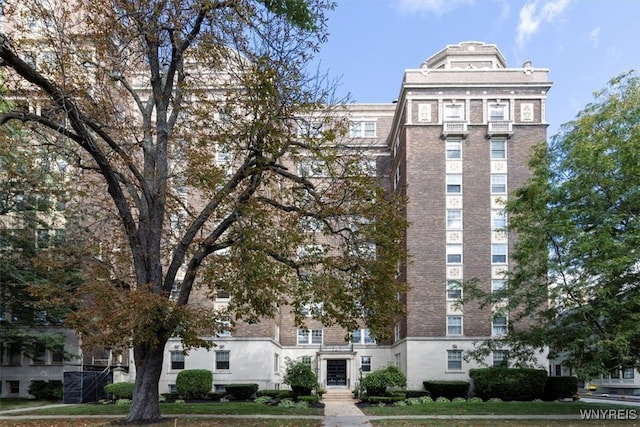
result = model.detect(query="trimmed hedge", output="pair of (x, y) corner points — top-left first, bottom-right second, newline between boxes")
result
(369, 395), (406, 404)
(544, 376), (578, 400)
(176, 369), (212, 399)
(404, 390), (431, 398)
(297, 395), (319, 403)
(423, 381), (469, 400)
(207, 391), (225, 401)
(224, 383), (258, 400)
(104, 382), (135, 400)
(470, 367), (547, 401)
(29, 380), (63, 400)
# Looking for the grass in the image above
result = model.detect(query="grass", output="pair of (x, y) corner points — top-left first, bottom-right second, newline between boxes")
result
(3, 401), (322, 416)
(360, 400), (639, 416)
(371, 421), (640, 427)
(0, 420), (321, 427)
(0, 399), (59, 411)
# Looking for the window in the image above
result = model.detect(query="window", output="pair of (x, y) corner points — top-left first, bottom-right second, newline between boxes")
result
(491, 175), (506, 194)
(447, 350), (463, 370)
(444, 103), (464, 121)
(5, 344), (21, 366)
(492, 316), (508, 336)
(352, 328), (376, 344)
(491, 139), (506, 159)
(492, 280), (506, 293)
(489, 103), (508, 121)
(301, 356), (312, 365)
(492, 210), (506, 230)
(51, 345), (64, 364)
(446, 140), (461, 159)
(446, 175), (462, 193)
(274, 354), (280, 373)
(623, 368), (635, 379)
(447, 210), (462, 229)
(300, 303), (323, 317)
(350, 121), (376, 138)
(169, 384), (178, 394)
(394, 353), (401, 368)
(217, 319), (232, 337)
(446, 280), (462, 300)
(492, 244), (507, 264)
(610, 368), (620, 379)
(394, 323), (401, 342)
(297, 329), (323, 345)
(446, 244), (462, 264)
(361, 356), (372, 372)
(493, 350), (508, 367)
(447, 316), (463, 335)
(8, 380), (20, 394)
(215, 351), (230, 370)
(298, 121), (324, 137)
(170, 351), (185, 370)
(298, 159), (326, 177)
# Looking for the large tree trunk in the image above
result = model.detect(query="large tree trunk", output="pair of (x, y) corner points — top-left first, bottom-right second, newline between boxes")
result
(124, 342), (166, 423)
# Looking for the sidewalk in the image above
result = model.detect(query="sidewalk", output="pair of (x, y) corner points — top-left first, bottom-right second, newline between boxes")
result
(323, 399), (372, 427)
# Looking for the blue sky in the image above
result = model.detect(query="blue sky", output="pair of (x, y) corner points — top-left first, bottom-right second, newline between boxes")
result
(316, 0), (640, 136)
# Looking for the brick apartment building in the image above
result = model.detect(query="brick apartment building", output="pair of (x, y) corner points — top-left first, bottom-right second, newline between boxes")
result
(145, 41), (554, 393)
(2, 40), (567, 397)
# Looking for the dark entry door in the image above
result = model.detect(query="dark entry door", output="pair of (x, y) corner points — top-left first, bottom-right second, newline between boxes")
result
(326, 359), (347, 386)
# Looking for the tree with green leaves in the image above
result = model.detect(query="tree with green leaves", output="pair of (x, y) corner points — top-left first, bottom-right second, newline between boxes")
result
(465, 71), (640, 379)
(0, 0), (406, 422)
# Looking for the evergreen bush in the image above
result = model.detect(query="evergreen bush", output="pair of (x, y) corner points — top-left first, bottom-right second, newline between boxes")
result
(28, 380), (63, 400)
(360, 365), (406, 397)
(104, 382), (135, 400)
(175, 369), (212, 399)
(470, 367), (547, 401)
(422, 381), (469, 400)
(224, 383), (258, 400)
(543, 376), (578, 400)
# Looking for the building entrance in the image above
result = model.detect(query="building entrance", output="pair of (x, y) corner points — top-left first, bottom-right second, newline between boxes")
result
(326, 359), (347, 386)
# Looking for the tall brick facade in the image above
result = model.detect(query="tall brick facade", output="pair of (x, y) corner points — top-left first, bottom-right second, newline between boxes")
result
(109, 42), (553, 393)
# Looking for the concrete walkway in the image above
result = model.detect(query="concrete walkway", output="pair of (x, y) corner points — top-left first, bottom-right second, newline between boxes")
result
(323, 399), (372, 427)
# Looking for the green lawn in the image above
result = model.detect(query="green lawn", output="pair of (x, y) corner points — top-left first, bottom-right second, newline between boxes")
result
(0, 399), (59, 411)
(0, 420), (321, 427)
(2, 401), (321, 416)
(360, 400), (638, 416)
(371, 421), (640, 427)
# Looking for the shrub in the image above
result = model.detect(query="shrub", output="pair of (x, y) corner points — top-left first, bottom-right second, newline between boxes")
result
(435, 396), (450, 402)
(423, 381), (469, 400)
(369, 395), (405, 404)
(175, 369), (212, 399)
(277, 390), (297, 399)
(404, 390), (431, 398)
(360, 365), (407, 396)
(29, 380), (63, 400)
(104, 382), (135, 400)
(543, 376), (579, 401)
(297, 395), (319, 403)
(470, 367), (547, 401)
(278, 398), (296, 408)
(283, 358), (319, 396)
(255, 396), (271, 405)
(207, 391), (225, 401)
(224, 384), (258, 400)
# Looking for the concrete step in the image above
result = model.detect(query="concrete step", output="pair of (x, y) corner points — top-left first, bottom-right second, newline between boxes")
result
(322, 389), (355, 401)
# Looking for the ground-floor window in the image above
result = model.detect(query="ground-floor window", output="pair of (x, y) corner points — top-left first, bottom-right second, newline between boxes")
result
(215, 351), (230, 370)
(447, 350), (463, 371)
(361, 356), (371, 372)
(8, 380), (19, 394)
(170, 351), (185, 370)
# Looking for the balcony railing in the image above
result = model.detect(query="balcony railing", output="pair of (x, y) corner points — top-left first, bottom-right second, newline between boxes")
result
(442, 122), (468, 137)
(487, 121), (513, 136)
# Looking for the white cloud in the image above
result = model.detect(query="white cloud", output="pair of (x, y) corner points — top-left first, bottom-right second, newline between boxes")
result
(517, 0), (571, 47)
(589, 27), (600, 48)
(397, 0), (474, 16)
